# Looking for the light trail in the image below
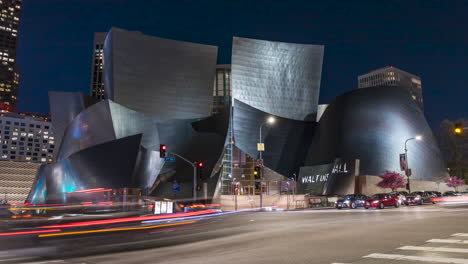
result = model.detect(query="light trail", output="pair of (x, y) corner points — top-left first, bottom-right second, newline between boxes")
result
(0, 229), (61, 236)
(38, 221), (195, 237)
(39, 210), (215, 229)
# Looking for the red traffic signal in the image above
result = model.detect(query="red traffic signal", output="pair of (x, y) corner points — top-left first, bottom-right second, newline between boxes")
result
(160, 144), (167, 158)
(196, 161), (203, 178)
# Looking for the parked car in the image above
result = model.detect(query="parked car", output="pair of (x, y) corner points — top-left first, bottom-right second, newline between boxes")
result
(390, 192), (407, 205)
(429, 191), (442, 197)
(335, 194), (369, 209)
(408, 191), (434, 204)
(404, 193), (423, 205)
(443, 191), (462, 197)
(364, 193), (400, 209)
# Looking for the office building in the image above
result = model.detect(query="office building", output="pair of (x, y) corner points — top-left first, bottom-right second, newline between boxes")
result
(212, 64), (231, 114)
(358, 66), (423, 110)
(0, 112), (55, 163)
(89, 32), (107, 100)
(0, 0), (21, 111)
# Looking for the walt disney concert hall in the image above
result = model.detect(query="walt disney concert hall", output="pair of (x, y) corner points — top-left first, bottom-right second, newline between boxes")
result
(26, 27), (447, 204)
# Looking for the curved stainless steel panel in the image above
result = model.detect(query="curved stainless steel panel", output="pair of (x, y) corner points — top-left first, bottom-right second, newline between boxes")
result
(232, 37), (324, 121)
(306, 86), (447, 181)
(233, 99), (316, 177)
(103, 27), (218, 119)
(57, 100), (115, 160)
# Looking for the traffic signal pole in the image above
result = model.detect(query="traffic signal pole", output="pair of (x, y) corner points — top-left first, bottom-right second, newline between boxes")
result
(166, 151), (198, 201)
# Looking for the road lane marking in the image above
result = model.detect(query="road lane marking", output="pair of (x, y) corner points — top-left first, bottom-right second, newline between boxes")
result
(364, 253), (468, 263)
(428, 239), (468, 244)
(453, 233), (468, 237)
(399, 245), (468, 253)
(20, 260), (67, 264)
(38, 221), (195, 237)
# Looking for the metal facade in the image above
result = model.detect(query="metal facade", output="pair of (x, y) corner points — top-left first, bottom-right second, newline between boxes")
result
(103, 27), (218, 119)
(305, 86), (447, 181)
(232, 37), (324, 121)
(27, 134), (142, 204)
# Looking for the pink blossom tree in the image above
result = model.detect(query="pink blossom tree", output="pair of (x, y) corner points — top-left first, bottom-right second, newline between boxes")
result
(444, 176), (465, 191)
(376, 171), (407, 191)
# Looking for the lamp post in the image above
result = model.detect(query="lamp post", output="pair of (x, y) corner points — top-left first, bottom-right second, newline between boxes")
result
(404, 135), (422, 193)
(258, 116), (275, 209)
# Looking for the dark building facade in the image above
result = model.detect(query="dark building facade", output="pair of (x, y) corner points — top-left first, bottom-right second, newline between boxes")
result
(89, 32), (107, 100)
(299, 86), (446, 195)
(0, 0), (21, 111)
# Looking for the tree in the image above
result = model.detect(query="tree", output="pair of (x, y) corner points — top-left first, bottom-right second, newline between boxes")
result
(376, 171), (406, 191)
(436, 119), (468, 179)
(444, 176), (465, 191)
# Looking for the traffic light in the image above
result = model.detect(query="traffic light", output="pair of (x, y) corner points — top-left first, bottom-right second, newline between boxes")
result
(454, 123), (463, 135)
(196, 162), (203, 178)
(160, 144), (167, 158)
(196, 185), (202, 191)
(254, 166), (261, 180)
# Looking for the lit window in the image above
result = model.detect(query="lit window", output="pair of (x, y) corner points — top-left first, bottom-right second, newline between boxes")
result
(41, 158), (46, 162)
(26, 157), (31, 160)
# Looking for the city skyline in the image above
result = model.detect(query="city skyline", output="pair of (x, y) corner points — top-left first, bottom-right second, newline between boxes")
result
(14, 0), (468, 129)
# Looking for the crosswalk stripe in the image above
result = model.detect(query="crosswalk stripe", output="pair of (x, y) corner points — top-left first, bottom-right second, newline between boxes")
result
(428, 239), (468, 244)
(399, 245), (468, 253)
(453, 233), (468, 237)
(398, 246), (468, 253)
(363, 253), (468, 263)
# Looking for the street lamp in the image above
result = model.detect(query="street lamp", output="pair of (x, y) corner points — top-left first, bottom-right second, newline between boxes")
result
(404, 135), (422, 193)
(258, 116), (275, 161)
(257, 116), (275, 209)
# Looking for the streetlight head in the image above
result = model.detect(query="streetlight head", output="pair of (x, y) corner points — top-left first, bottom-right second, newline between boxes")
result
(415, 135), (422, 140)
(267, 116), (275, 124)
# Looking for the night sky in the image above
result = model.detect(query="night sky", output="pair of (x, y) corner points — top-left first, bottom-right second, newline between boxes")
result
(16, 0), (467, 129)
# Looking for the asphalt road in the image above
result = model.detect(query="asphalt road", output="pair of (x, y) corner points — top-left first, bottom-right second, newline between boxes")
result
(2, 205), (468, 264)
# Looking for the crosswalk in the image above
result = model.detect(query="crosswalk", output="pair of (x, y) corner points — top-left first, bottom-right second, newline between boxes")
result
(335, 233), (468, 264)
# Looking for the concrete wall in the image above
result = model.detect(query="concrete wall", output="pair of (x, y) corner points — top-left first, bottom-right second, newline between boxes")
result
(0, 161), (41, 203)
(357, 175), (468, 195)
(217, 194), (307, 211)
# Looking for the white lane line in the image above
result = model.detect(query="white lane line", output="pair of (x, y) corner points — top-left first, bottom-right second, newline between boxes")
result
(399, 245), (468, 253)
(428, 239), (468, 244)
(364, 253), (468, 263)
(453, 233), (468, 237)
(20, 260), (66, 264)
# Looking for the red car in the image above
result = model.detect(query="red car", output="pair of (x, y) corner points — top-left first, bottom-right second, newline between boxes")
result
(364, 193), (400, 209)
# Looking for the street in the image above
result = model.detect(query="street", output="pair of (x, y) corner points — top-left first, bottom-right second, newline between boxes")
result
(2, 205), (468, 263)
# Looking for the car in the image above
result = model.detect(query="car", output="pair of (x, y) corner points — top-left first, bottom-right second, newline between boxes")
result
(409, 191), (435, 204)
(364, 193), (400, 209)
(335, 194), (369, 209)
(443, 191), (462, 197)
(390, 191), (407, 205)
(404, 193), (423, 205)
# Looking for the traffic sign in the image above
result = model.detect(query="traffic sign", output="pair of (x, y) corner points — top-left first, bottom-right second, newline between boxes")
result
(172, 183), (181, 192)
(164, 156), (176, 162)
